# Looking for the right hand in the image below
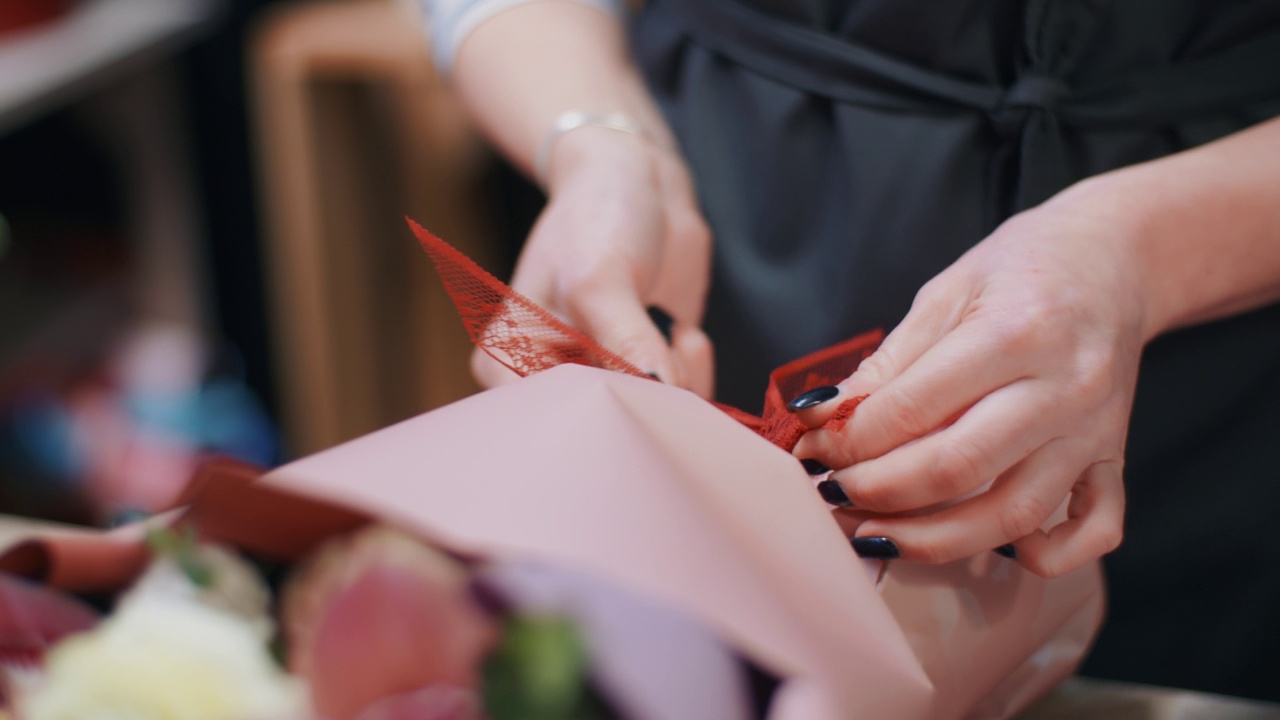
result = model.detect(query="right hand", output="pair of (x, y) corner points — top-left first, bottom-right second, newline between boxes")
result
(472, 126), (716, 398)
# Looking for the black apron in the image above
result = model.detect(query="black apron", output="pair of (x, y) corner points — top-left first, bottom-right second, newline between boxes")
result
(632, 0), (1280, 701)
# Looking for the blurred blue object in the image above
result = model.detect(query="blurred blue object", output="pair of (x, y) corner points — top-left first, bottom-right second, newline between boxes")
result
(0, 328), (278, 519)
(5, 390), (84, 485)
(124, 375), (278, 466)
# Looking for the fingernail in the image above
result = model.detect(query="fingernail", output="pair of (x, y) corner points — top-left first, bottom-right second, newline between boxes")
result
(108, 507), (150, 528)
(851, 536), (900, 559)
(646, 371), (663, 382)
(787, 385), (839, 412)
(994, 544), (1018, 559)
(800, 458), (830, 476)
(817, 479), (853, 507)
(646, 306), (675, 345)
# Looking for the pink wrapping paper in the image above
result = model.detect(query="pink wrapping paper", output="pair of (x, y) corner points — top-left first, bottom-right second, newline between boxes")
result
(259, 365), (1103, 720)
(0, 365), (1103, 719)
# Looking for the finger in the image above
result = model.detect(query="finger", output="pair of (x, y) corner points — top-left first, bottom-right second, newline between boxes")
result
(831, 507), (874, 538)
(507, 234), (558, 312)
(649, 160), (713, 396)
(651, 181), (712, 325)
(812, 380), (1057, 511)
(1016, 461), (1125, 578)
(790, 280), (963, 427)
(470, 347), (523, 389)
(472, 257), (574, 387)
(645, 304), (714, 396)
(850, 438), (1089, 565)
(561, 256), (682, 385)
(671, 323), (715, 399)
(831, 317), (1039, 462)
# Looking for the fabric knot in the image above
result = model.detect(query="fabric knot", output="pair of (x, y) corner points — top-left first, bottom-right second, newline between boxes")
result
(989, 74), (1069, 136)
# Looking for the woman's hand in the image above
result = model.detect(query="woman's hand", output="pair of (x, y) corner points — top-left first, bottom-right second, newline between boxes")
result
(793, 195), (1151, 577)
(444, 0), (715, 396)
(471, 127), (715, 398)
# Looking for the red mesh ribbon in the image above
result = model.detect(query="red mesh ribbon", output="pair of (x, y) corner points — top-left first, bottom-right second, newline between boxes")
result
(410, 220), (881, 452)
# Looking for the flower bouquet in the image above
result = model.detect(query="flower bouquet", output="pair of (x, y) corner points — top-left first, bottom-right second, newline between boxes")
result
(0, 224), (1105, 719)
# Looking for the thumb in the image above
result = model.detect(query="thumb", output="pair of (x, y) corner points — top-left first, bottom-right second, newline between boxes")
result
(790, 312), (942, 428)
(470, 346), (524, 389)
(562, 266), (681, 386)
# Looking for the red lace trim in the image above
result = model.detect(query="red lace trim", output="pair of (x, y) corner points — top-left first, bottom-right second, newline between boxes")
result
(410, 220), (880, 452)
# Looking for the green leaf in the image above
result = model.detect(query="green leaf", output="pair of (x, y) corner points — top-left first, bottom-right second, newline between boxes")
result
(144, 525), (214, 589)
(482, 614), (610, 720)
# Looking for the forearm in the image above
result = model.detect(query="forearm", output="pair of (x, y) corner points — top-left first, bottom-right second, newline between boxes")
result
(451, 1), (673, 186)
(1050, 115), (1280, 341)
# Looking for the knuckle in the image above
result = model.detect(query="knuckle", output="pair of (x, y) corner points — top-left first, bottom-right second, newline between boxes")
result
(1025, 555), (1067, 579)
(1070, 350), (1121, 407)
(1017, 545), (1070, 578)
(992, 303), (1053, 351)
(673, 211), (712, 249)
(880, 386), (933, 439)
(926, 441), (989, 497)
(999, 494), (1051, 541)
(676, 327), (713, 359)
(855, 351), (895, 386)
(1019, 297), (1058, 330)
(564, 263), (617, 301)
(1092, 524), (1124, 556)
(913, 276), (951, 310)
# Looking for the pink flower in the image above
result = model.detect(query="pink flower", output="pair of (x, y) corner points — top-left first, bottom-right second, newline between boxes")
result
(282, 527), (498, 720)
(351, 685), (483, 720)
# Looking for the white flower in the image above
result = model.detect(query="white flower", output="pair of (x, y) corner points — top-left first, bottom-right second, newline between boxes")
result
(18, 592), (308, 720)
(126, 547), (275, 636)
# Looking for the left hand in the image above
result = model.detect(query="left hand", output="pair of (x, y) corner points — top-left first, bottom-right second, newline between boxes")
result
(470, 127), (715, 398)
(793, 196), (1150, 578)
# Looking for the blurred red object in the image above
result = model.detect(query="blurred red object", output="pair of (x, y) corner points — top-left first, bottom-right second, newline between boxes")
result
(0, 0), (70, 35)
(0, 572), (97, 668)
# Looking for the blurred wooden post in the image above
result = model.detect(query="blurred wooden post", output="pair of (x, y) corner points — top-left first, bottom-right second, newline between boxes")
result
(251, 0), (497, 456)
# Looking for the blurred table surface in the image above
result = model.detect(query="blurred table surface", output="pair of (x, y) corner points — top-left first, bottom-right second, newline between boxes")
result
(0, 0), (218, 135)
(1019, 677), (1280, 719)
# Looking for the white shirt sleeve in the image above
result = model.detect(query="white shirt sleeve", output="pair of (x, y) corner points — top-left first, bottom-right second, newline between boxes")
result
(422, 0), (625, 73)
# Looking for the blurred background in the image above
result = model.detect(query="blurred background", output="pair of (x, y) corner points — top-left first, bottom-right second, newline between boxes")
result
(0, 0), (538, 526)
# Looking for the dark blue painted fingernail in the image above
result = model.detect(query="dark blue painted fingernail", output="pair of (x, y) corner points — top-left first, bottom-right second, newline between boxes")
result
(994, 544), (1018, 559)
(851, 536), (900, 559)
(800, 458), (830, 476)
(108, 507), (150, 528)
(787, 385), (839, 412)
(646, 306), (675, 345)
(817, 479), (853, 507)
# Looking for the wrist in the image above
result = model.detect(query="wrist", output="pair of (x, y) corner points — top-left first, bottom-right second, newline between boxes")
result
(1045, 117), (1280, 343)
(544, 122), (673, 193)
(537, 111), (649, 183)
(1041, 170), (1172, 342)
